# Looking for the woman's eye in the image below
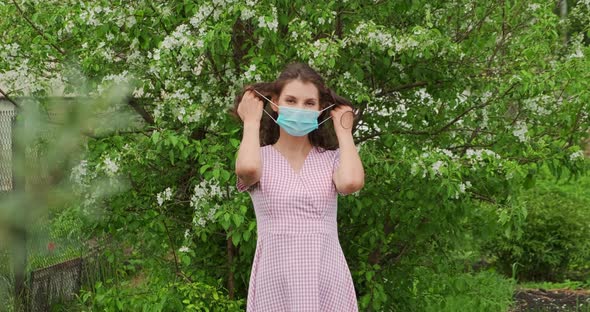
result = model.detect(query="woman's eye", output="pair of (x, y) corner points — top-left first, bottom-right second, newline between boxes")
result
(287, 99), (295, 103)
(306, 102), (315, 106)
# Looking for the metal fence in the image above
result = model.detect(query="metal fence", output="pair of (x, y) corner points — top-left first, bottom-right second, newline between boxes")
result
(27, 246), (113, 311)
(1, 97), (113, 311)
(29, 257), (83, 312)
(0, 100), (17, 191)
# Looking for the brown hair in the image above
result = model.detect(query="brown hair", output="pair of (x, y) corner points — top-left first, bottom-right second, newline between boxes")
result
(229, 62), (356, 150)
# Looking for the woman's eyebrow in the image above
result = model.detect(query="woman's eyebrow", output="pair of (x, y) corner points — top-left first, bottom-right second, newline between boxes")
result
(284, 94), (318, 101)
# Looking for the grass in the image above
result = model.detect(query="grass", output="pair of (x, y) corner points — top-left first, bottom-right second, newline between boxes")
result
(520, 280), (590, 291)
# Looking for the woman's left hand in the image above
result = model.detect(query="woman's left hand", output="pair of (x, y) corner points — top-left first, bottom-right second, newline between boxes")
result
(330, 105), (355, 136)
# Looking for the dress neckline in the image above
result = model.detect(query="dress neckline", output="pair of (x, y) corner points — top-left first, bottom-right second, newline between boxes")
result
(269, 144), (315, 176)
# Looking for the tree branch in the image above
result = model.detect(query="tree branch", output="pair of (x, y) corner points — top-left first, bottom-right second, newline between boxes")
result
(127, 97), (155, 125)
(12, 0), (66, 55)
(0, 87), (20, 108)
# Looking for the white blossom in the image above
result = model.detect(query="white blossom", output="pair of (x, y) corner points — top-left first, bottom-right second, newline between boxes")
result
(465, 148), (501, 164)
(570, 46), (584, 59)
(156, 187), (173, 206)
(126, 15), (136, 28)
(524, 95), (551, 116)
(103, 156), (119, 176)
(152, 49), (161, 60)
(161, 24), (192, 51)
(153, 103), (164, 120)
(434, 147), (456, 159)
(459, 180), (472, 193)
(207, 204), (219, 221)
(190, 5), (214, 27)
(70, 160), (89, 190)
(132, 87), (144, 98)
(179, 246), (190, 253)
(512, 121), (528, 142)
(195, 217), (206, 227)
(569, 150), (585, 161)
(187, 109), (202, 123)
(257, 6), (278, 32)
(431, 160), (445, 175)
(177, 107), (186, 122)
(528, 3), (541, 11)
(241, 7), (255, 20)
(190, 178), (223, 209)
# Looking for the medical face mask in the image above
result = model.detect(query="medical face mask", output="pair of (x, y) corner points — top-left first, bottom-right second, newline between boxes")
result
(254, 90), (335, 136)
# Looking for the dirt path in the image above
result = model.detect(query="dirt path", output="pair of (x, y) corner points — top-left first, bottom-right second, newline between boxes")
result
(511, 288), (590, 311)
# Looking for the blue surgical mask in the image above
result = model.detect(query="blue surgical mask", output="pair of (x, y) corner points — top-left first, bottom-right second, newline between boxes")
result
(254, 90), (335, 136)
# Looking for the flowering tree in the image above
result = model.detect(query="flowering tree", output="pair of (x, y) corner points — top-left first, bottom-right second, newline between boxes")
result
(1, 0), (589, 310)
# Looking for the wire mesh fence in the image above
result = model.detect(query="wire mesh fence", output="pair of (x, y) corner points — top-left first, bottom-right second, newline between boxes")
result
(29, 257), (83, 312)
(0, 100), (17, 191)
(27, 245), (115, 311)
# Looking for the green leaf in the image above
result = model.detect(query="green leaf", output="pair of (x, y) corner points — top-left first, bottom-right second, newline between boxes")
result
(232, 214), (243, 227)
(220, 169), (230, 182)
(248, 221), (256, 231)
(243, 230), (251, 242)
(170, 135), (178, 147)
(151, 131), (160, 144)
(232, 232), (241, 246)
(200, 164), (210, 174)
(221, 219), (230, 231)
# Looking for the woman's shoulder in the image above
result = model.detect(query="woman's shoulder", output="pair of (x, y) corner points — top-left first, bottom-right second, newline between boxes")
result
(260, 144), (272, 154)
(260, 144), (274, 160)
(314, 146), (339, 163)
(315, 145), (339, 154)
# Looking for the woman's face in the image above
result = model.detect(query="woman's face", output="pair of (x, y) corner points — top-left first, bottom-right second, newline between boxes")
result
(271, 79), (320, 112)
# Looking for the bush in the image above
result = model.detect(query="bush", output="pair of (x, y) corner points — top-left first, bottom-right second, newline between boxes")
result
(484, 167), (590, 282)
(75, 275), (244, 311)
(382, 263), (516, 312)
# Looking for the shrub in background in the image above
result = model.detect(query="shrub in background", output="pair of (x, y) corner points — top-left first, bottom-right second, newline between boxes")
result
(484, 165), (590, 282)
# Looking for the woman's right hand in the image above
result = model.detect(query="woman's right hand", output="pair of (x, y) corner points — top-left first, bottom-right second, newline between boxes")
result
(237, 90), (264, 124)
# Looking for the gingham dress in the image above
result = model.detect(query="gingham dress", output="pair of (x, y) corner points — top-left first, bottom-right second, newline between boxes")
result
(237, 144), (358, 312)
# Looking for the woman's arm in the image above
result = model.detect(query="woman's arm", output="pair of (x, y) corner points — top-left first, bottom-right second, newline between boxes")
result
(236, 122), (261, 188)
(331, 107), (365, 195)
(235, 90), (264, 188)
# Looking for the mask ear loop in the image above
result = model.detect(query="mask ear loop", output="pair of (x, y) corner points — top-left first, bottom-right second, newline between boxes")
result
(317, 103), (337, 126)
(252, 89), (279, 123)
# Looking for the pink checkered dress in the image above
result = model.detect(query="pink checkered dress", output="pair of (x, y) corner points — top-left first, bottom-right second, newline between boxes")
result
(237, 144), (359, 312)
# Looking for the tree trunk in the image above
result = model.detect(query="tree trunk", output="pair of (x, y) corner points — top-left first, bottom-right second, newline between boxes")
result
(227, 236), (235, 299)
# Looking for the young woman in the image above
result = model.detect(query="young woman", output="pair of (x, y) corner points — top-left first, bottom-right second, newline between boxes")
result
(232, 62), (364, 311)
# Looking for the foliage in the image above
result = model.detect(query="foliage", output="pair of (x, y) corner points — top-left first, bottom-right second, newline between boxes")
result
(75, 276), (244, 312)
(66, 239), (245, 311)
(379, 261), (516, 312)
(519, 279), (590, 291)
(484, 163), (590, 282)
(1, 0), (590, 310)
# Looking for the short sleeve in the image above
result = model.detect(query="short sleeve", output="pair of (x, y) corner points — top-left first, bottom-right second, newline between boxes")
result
(236, 176), (258, 193)
(332, 148), (341, 175)
(332, 148), (346, 196)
